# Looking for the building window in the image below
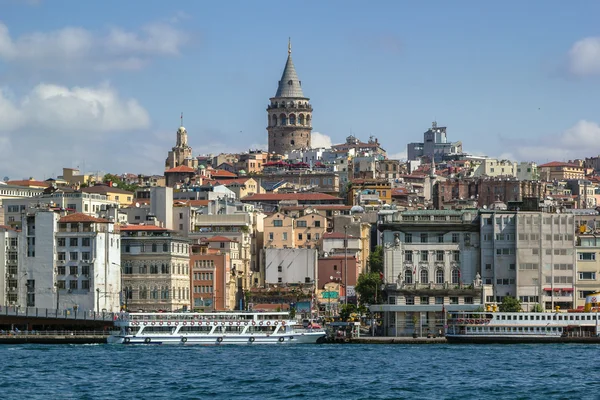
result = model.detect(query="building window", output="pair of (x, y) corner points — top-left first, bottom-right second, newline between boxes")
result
(405, 233), (412, 243)
(451, 269), (460, 284)
(282, 232), (287, 241)
(436, 250), (444, 262)
(70, 266), (78, 275)
(273, 220), (283, 227)
(278, 277), (283, 283)
(70, 252), (78, 261)
(420, 296), (429, 305)
(404, 269), (413, 284)
(82, 238), (90, 247)
(406, 296), (414, 305)
(82, 280), (90, 290)
(420, 251), (428, 262)
(464, 297), (474, 304)
(449, 296), (459, 304)
(57, 238), (66, 247)
(278, 265), (282, 272)
(435, 296), (444, 304)
(579, 252), (596, 261)
(314, 221), (321, 227)
(420, 233), (428, 243)
(298, 234), (303, 241)
(297, 220), (307, 228)
(435, 269), (444, 284)
(57, 266), (66, 275)
(451, 233), (459, 243)
(405, 250), (413, 262)
(579, 272), (596, 280)
(69, 280), (78, 290)
(452, 251), (460, 262)
(58, 252), (66, 261)
(420, 269), (428, 284)
(69, 238), (78, 246)
(437, 233), (444, 243)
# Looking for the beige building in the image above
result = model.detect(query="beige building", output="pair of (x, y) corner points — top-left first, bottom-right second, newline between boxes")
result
(575, 234), (600, 309)
(218, 178), (263, 199)
(539, 161), (585, 181)
(120, 225), (191, 312)
(264, 211), (327, 250)
(81, 184), (134, 207)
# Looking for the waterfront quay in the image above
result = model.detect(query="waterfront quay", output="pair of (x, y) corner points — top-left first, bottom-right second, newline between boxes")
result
(0, 330), (109, 344)
(349, 336), (447, 344)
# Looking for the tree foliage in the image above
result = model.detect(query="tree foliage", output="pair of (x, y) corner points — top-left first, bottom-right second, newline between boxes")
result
(531, 303), (544, 313)
(368, 245), (383, 274)
(355, 272), (383, 305)
(339, 304), (357, 322)
(499, 296), (522, 312)
(103, 173), (138, 193)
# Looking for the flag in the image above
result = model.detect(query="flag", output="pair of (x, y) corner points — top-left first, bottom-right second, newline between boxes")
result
(379, 271), (384, 281)
(413, 266), (416, 275)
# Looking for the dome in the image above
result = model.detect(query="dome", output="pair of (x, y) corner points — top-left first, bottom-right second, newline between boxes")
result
(350, 205), (365, 213)
(239, 170), (247, 175)
(199, 165), (206, 169)
(178, 126), (187, 134)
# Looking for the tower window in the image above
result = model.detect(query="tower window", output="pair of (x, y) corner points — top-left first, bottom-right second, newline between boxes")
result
(291, 140), (295, 145)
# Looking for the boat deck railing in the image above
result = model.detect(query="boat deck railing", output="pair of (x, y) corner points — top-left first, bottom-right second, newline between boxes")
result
(122, 313), (291, 323)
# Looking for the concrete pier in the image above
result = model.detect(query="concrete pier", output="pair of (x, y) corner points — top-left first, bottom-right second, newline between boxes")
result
(349, 336), (448, 344)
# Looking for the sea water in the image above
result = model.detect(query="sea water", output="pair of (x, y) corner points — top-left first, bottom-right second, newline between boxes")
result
(2, 343), (599, 399)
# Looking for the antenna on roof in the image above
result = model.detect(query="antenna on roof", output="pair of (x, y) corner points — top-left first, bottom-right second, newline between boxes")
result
(180, 112), (183, 127)
(288, 37), (292, 55)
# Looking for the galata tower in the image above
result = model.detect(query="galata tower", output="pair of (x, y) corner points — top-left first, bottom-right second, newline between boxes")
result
(267, 39), (312, 155)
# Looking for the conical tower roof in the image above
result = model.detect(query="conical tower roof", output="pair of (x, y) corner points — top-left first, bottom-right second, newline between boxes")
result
(274, 39), (305, 98)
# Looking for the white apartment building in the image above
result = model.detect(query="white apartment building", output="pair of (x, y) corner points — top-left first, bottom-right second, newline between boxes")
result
(0, 182), (45, 225)
(12, 209), (121, 312)
(2, 190), (119, 229)
(1, 226), (19, 305)
(264, 248), (318, 285)
(471, 158), (516, 178)
(516, 162), (538, 181)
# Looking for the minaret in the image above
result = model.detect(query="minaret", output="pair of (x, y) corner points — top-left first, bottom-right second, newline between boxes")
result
(165, 113), (194, 170)
(267, 38), (312, 155)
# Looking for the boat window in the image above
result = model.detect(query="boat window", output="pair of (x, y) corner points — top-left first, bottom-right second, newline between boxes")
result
(519, 315), (523, 321)
(501, 315), (506, 320)
(570, 316), (574, 320)
(524, 316), (528, 320)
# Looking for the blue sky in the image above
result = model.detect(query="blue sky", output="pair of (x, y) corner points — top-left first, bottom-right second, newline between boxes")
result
(1, 0), (600, 179)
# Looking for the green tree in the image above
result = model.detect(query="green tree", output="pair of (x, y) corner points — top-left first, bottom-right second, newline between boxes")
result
(499, 296), (522, 312)
(368, 245), (383, 273)
(103, 173), (138, 193)
(355, 272), (383, 305)
(339, 304), (357, 321)
(531, 303), (544, 313)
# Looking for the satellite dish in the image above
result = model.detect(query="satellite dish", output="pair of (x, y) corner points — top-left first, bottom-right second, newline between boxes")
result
(3, 176), (8, 182)
(113, 183), (118, 187)
(135, 202), (140, 208)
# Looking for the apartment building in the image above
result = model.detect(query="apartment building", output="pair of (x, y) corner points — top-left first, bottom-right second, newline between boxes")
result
(120, 225), (191, 312)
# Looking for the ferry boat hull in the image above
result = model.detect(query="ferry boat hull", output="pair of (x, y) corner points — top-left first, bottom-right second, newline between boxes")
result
(109, 311), (326, 345)
(107, 332), (325, 345)
(446, 310), (600, 344)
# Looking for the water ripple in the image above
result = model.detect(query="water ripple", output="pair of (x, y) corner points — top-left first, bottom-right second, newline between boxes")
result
(1, 343), (599, 399)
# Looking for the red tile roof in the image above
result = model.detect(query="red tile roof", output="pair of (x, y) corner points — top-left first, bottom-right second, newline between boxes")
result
(211, 169), (237, 178)
(538, 161), (582, 168)
(165, 165), (196, 173)
(59, 213), (110, 223)
(6, 179), (50, 188)
(241, 193), (342, 202)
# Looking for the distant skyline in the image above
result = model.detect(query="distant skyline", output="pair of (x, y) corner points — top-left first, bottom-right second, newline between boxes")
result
(1, 0), (600, 179)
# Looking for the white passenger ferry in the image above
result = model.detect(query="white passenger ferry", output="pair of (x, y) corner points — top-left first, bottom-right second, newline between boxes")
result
(445, 310), (600, 343)
(108, 311), (326, 345)
(446, 293), (600, 343)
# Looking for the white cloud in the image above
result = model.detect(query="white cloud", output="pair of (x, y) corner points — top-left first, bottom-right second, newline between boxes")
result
(0, 83), (151, 178)
(387, 150), (407, 160)
(504, 120), (600, 162)
(0, 83), (150, 133)
(0, 21), (188, 71)
(311, 131), (332, 148)
(568, 37), (600, 76)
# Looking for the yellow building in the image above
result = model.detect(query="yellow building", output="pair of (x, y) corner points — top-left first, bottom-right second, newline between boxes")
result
(219, 177), (263, 199)
(81, 184), (134, 206)
(539, 161), (585, 181)
(347, 179), (392, 206)
(264, 211), (327, 250)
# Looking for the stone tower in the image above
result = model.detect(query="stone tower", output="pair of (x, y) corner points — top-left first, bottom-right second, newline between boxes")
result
(165, 113), (197, 170)
(267, 39), (312, 155)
